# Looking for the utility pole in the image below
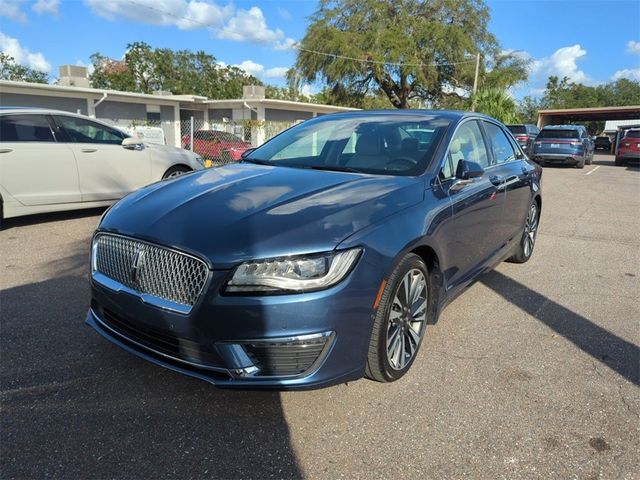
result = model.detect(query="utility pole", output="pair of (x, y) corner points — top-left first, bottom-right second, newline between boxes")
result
(471, 52), (480, 112)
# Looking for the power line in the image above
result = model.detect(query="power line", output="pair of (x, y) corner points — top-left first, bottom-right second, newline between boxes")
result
(122, 0), (479, 69)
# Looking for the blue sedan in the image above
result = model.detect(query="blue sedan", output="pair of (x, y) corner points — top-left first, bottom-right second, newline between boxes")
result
(86, 111), (542, 389)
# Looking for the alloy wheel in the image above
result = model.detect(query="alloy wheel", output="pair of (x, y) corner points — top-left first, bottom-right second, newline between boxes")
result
(386, 269), (428, 370)
(523, 202), (539, 258)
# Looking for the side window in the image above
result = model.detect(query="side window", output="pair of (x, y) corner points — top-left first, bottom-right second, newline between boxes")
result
(56, 116), (124, 145)
(0, 115), (55, 142)
(483, 122), (516, 165)
(443, 120), (489, 178)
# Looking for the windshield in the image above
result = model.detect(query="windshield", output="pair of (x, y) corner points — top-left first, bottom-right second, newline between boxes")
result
(244, 114), (451, 176)
(538, 129), (580, 139)
(507, 125), (526, 135)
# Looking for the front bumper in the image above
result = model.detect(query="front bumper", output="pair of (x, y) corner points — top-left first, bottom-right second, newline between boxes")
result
(86, 250), (382, 390)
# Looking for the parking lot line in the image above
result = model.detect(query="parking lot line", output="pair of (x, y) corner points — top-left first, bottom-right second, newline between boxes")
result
(585, 165), (601, 175)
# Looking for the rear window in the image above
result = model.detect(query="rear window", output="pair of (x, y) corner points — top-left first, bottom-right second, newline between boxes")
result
(538, 129), (579, 139)
(0, 114), (55, 142)
(625, 130), (640, 138)
(507, 125), (526, 135)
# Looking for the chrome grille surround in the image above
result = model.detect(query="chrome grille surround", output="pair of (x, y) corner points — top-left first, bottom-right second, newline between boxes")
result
(91, 233), (209, 314)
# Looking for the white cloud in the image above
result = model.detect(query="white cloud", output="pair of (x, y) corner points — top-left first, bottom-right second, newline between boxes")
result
(0, 0), (27, 22)
(0, 32), (51, 73)
(85, 0), (186, 25)
(300, 84), (318, 98)
(274, 37), (297, 51)
(234, 60), (264, 78)
(530, 44), (590, 84)
(218, 7), (284, 44)
(265, 67), (289, 79)
(176, 0), (232, 30)
(612, 68), (640, 81)
(626, 40), (640, 55)
(233, 61), (289, 80)
(32, 0), (59, 15)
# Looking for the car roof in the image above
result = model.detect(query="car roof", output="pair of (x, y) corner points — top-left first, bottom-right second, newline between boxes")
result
(542, 125), (583, 129)
(0, 106), (83, 116)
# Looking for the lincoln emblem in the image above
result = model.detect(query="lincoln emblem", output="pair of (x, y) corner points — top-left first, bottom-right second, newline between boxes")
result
(130, 248), (144, 283)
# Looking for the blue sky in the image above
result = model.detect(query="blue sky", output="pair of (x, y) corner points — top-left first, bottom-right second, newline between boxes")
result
(1, 0), (639, 99)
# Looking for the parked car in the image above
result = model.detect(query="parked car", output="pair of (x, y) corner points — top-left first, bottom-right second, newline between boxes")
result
(182, 130), (251, 162)
(615, 128), (640, 166)
(506, 124), (539, 154)
(594, 135), (612, 152)
(87, 110), (542, 390)
(530, 125), (594, 168)
(0, 108), (204, 225)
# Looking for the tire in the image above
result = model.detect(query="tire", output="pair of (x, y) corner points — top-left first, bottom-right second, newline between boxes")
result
(586, 153), (593, 165)
(506, 199), (540, 264)
(162, 165), (191, 179)
(365, 253), (433, 383)
(614, 156), (625, 166)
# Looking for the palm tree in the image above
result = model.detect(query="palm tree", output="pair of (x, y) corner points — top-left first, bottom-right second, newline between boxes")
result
(473, 88), (519, 124)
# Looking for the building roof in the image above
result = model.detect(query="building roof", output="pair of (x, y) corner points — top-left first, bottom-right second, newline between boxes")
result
(0, 79), (357, 113)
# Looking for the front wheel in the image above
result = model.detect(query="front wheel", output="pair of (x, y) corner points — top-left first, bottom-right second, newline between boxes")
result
(507, 199), (539, 264)
(365, 253), (432, 383)
(162, 165), (191, 179)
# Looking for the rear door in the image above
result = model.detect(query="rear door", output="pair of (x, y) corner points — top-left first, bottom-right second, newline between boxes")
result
(53, 115), (151, 201)
(482, 121), (532, 242)
(0, 113), (80, 206)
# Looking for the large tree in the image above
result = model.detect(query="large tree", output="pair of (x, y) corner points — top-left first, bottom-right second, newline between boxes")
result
(0, 53), (48, 83)
(293, 0), (528, 109)
(90, 42), (261, 99)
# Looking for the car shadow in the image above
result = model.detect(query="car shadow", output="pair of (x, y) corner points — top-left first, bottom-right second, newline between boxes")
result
(1, 248), (303, 478)
(480, 270), (639, 386)
(0, 207), (109, 231)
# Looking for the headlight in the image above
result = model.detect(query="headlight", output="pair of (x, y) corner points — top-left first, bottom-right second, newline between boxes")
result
(225, 248), (362, 293)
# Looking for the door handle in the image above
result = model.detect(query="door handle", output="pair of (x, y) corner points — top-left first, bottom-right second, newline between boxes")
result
(0, 148), (13, 153)
(81, 148), (98, 153)
(489, 175), (503, 186)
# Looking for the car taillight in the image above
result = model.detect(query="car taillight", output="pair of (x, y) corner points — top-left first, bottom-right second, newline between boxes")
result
(570, 140), (581, 146)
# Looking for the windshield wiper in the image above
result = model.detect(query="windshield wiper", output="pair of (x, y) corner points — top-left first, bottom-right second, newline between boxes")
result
(242, 158), (275, 166)
(308, 165), (365, 174)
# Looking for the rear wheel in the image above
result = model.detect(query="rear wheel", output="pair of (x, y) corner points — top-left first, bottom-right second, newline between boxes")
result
(162, 165), (191, 179)
(575, 158), (585, 169)
(365, 253), (432, 383)
(507, 199), (539, 264)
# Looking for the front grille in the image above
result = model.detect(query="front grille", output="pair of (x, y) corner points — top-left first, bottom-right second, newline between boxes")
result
(92, 233), (209, 309)
(243, 335), (330, 377)
(98, 305), (224, 368)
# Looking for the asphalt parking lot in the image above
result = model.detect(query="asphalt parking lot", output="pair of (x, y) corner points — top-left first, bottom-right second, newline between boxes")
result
(1, 154), (638, 479)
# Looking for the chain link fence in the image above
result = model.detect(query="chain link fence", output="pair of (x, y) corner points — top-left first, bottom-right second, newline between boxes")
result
(107, 117), (299, 168)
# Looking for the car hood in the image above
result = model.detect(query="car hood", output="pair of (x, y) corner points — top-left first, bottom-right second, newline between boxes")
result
(100, 163), (424, 267)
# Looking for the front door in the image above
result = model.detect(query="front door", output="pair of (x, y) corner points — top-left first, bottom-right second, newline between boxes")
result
(53, 115), (151, 201)
(0, 114), (80, 206)
(438, 120), (505, 291)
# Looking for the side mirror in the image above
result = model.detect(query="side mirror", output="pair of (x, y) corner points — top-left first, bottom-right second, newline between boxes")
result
(240, 147), (256, 159)
(450, 160), (484, 193)
(122, 137), (143, 150)
(455, 159), (485, 180)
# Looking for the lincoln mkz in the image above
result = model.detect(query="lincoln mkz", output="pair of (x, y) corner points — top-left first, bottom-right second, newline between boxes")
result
(86, 111), (542, 390)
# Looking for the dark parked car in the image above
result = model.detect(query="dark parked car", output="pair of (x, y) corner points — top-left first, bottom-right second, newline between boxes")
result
(615, 128), (640, 166)
(594, 136), (612, 152)
(182, 130), (251, 162)
(530, 125), (594, 168)
(506, 124), (539, 154)
(87, 111), (542, 390)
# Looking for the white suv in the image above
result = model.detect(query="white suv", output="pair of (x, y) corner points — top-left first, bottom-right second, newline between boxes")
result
(0, 108), (204, 224)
